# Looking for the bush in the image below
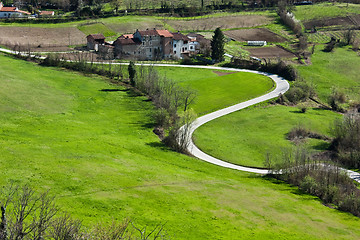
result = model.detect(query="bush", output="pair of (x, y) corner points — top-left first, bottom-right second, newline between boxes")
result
(284, 80), (315, 104)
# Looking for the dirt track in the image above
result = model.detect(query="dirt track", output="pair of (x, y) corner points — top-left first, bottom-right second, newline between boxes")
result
(0, 27), (86, 50)
(224, 28), (287, 42)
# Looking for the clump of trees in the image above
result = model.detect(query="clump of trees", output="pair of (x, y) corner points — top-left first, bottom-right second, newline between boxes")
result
(0, 185), (167, 239)
(268, 147), (360, 217)
(331, 113), (360, 168)
(283, 79), (316, 104)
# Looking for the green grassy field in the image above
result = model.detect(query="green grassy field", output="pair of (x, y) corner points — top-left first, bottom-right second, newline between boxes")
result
(294, 2), (360, 21)
(193, 105), (341, 168)
(77, 22), (117, 37)
(156, 67), (274, 115)
(296, 46), (360, 104)
(3, 53), (360, 239)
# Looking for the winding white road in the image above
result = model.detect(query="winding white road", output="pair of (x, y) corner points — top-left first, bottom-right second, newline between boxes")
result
(1, 47), (360, 182)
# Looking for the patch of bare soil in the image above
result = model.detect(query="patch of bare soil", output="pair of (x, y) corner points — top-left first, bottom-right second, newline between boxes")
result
(224, 28), (287, 43)
(246, 46), (296, 59)
(165, 15), (271, 31)
(213, 71), (236, 76)
(303, 16), (356, 30)
(0, 27), (86, 50)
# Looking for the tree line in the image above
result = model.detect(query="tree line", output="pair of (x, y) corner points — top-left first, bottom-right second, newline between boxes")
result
(0, 184), (168, 240)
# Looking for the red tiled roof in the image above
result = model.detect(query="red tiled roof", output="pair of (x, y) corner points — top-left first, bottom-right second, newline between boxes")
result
(119, 34), (134, 39)
(0, 7), (17, 12)
(156, 29), (173, 38)
(39, 11), (54, 15)
(0, 6), (30, 14)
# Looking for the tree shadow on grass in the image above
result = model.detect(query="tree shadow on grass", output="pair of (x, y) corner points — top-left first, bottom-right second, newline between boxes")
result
(146, 141), (170, 151)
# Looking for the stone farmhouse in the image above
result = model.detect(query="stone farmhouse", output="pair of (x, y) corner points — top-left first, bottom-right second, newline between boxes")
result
(87, 28), (207, 60)
(0, 2), (30, 18)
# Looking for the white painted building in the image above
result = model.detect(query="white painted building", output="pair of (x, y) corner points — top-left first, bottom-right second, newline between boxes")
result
(172, 32), (191, 59)
(0, 2), (30, 18)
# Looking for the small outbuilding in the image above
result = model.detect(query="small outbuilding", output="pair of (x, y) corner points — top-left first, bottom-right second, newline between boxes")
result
(86, 34), (106, 51)
(247, 41), (267, 46)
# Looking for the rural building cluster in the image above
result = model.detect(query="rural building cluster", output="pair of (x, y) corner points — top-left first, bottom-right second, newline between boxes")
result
(87, 29), (209, 60)
(0, 2), (54, 18)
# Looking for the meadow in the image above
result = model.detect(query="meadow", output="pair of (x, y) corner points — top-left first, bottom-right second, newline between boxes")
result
(296, 46), (360, 104)
(155, 67), (274, 115)
(294, 2), (360, 21)
(2, 53), (360, 238)
(193, 105), (341, 168)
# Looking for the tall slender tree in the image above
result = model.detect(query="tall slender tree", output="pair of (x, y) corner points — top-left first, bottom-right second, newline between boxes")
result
(211, 27), (225, 62)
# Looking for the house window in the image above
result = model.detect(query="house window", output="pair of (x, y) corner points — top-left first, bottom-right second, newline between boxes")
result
(190, 46), (193, 49)
(150, 36), (152, 40)
(174, 44), (176, 48)
(150, 41), (152, 45)
(185, 47), (187, 50)
(174, 51), (176, 54)
(142, 41), (145, 45)
(149, 48), (152, 52)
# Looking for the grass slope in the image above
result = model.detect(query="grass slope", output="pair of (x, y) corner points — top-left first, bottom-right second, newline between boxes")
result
(77, 23), (116, 37)
(296, 46), (360, 104)
(294, 3), (360, 21)
(194, 105), (341, 168)
(156, 67), (274, 115)
(2, 54), (360, 239)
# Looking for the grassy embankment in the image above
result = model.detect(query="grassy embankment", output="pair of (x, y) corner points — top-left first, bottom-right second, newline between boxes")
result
(3, 53), (360, 238)
(155, 67), (274, 115)
(296, 46), (360, 104)
(194, 105), (341, 168)
(294, 2), (360, 21)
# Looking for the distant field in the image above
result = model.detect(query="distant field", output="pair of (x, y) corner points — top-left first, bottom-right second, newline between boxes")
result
(0, 26), (86, 49)
(3, 53), (360, 239)
(194, 105), (341, 168)
(296, 46), (360, 103)
(163, 14), (272, 31)
(294, 3), (360, 21)
(224, 28), (287, 42)
(308, 30), (360, 43)
(77, 22), (116, 37)
(155, 67), (274, 115)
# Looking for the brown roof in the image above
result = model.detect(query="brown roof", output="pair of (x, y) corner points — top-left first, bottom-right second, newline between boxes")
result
(138, 29), (160, 36)
(115, 36), (140, 45)
(172, 32), (190, 41)
(87, 34), (106, 40)
(156, 29), (173, 38)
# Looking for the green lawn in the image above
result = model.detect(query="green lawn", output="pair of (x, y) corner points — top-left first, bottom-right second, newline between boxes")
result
(156, 67), (274, 115)
(2, 53), (360, 239)
(294, 2), (360, 21)
(194, 105), (341, 168)
(78, 23), (116, 37)
(296, 46), (360, 104)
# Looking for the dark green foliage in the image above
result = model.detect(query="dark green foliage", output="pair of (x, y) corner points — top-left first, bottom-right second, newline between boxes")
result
(211, 27), (225, 62)
(128, 61), (136, 87)
(331, 114), (360, 168)
(284, 80), (315, 104)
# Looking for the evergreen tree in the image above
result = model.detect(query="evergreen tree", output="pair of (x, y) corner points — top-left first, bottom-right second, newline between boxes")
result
(211, 27), (225, 62)
(128, 61), (136, 87)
